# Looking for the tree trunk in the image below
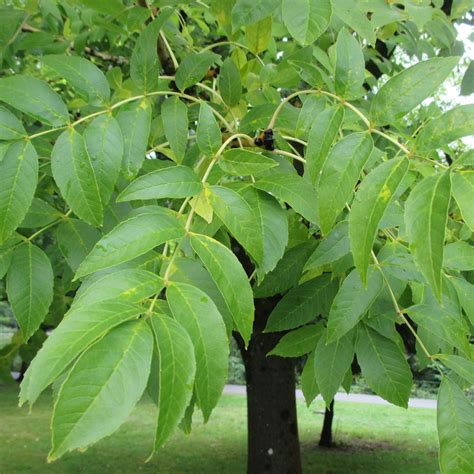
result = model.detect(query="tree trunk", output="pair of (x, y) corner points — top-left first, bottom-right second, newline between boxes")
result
(236, 297), (302, 474)
(319, 400), (334, 447)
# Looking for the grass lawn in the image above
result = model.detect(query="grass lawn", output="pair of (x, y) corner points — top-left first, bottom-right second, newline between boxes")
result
(0, 384), (438, 473)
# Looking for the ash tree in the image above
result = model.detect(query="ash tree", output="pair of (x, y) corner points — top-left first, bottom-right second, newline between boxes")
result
(0, 1), (473, 473)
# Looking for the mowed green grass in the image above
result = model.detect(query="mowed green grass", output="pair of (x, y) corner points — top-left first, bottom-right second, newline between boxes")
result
(0, 385), (438, 474)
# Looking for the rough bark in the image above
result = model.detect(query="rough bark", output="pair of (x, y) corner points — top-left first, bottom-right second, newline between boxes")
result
(236, 297), (302, 474)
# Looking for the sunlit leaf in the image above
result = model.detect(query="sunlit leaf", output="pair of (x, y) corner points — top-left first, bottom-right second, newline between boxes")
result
(437, 377), (474, 474)
(49, 320), (153, 460)
(0, 75), (69, 126)
(51, 128), (103, 227)
(190, 233), (254, 346)
(149, 313), (196, 452)
(0, 141), (38, 244)
(6, 243), (53, 341)
(75, 208), (185, 279)
(167, 282), (228, 421)
(405, 172), (451, 300)
(349, 157), (409, 283)
(370, 57), (459, 125)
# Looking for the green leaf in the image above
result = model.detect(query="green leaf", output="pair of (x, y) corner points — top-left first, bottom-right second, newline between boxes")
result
(167, 282), (229, 421)
(6, 243), (53, 341)
(331, 0), (376, 45)
(175, 51), (220, 91)
(255, 173), (319, 224)
(51, 128), (103, 227)
(75, 0), (124, 15)
(209, 185), (264, 264)
(161, 97), (188, 163)
(0, 75), (69, 127)
(0, 105), (26, 140)
(370, 57), (460, 125)
(356, 324), (412, 408)
(265, 275), (338, 332)
(405, 172), (451, 300)
(219, 148), (278, 176)
(318, 132), (373, 234)
(304, 220), (349, 270)
(268, 324), (323, 357)
(295, 96), (326, 137)
(20, 198), (61, 228)
(301, 350), (319, 406)
(0, 7), (27, 53)
(460, 61), (474, 96)
(254, 240), (317, 298)
(197, 103), (222, 157)
(73, 269), (164, 308)
(56, 219), (101, 272)
(349, 157), (409, 283)
(189, 233), (254, 346)
(0, 234), (21, 279)
(290, 61), (324, 89)
(130, 7), (174, 93)
(167, 256), (234, 336)
(314, 328), (355, 406)
(218, 58), (241, 106)
(49, 320), (153, 460)
(450, 277), (474, 325)
(437, 377), (474, 474)
(0, 141), (38, 244)
(282, 0), (331, 45)
(19, 300), (144, 406)
(84, 114), (123, 206)
(239, 103), (299, 134)
(435, 355), (474, 386)
(451, 171), (474, 231)
(245, 16), (272, 54)
(342, 368), (352, 394)
(444, 241), (474, 271)
(415, 105), (474, 152)
(116, 99), (152, 178)
(43, 54), (110, 106)
(406, 304), (469, 356)
(305, 106), (344, 184)
(231, 0), (279, 29)
(238, 185), (288, 275)
(327, 266), (383, 342)
(118, 165), (202, 202)
(335, 28), (365, 99)
(149, 314), (196, 452)
(76, 208), (185, 279)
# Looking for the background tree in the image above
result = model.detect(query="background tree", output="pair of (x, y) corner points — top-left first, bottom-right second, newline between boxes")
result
(0, 1), (473, 474)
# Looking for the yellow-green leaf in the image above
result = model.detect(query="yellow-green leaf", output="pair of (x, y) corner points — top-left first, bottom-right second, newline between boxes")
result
(0, 141), (38, 244)
(167, 282), (228, 422)
(405, 172), (451, 300)
(370, 57), (459, 125)
(51, 128), (103, 227)
(190, 233), (254, 346)
(49, 320), (153, 460)
(6, 243), (53, 341)
(349, 156), (409, 284)
(437, 377), (474, 474)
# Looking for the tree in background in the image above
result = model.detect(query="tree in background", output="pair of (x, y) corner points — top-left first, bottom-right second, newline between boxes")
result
(0, 1), (473, 473)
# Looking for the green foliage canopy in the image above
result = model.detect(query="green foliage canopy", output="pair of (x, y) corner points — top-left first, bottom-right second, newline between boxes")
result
(0, 1), (473, 471)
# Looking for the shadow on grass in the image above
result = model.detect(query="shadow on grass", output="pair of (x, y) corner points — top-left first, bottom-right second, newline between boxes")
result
(0, 385), (438, 473)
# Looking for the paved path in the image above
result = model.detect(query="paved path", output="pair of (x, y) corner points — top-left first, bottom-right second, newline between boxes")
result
(9, 374), (436, 409)
(223, 384), (437, 409)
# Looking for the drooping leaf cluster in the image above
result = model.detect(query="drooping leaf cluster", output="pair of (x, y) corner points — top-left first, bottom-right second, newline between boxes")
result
(0, 1), (473, 471)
